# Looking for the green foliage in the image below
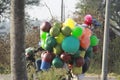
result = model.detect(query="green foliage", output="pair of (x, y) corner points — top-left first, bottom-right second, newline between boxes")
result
(109, 36), (120, 74)
(76, 0), (101, 17)
(26, 65), (66, 80)
(74, 0), (104, 26)
(26, 0), (40, 6)
(0, 64), (10, 74)
(0, 0), (10, 16)
(27, 63), (36, 80)
(87, 36), (120, 75)
(110, 0), (120, 33)
(87, 54), (102, 74)
(35, 68), (66, 80)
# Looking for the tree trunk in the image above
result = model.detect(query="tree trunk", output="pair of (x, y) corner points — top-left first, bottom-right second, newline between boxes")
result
(10, 0), (28, 80)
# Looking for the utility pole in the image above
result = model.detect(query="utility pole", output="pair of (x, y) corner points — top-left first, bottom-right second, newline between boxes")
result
(63, 1), (65, 22)
(61, 0), (64, 22)
(101, 0), (110, 80)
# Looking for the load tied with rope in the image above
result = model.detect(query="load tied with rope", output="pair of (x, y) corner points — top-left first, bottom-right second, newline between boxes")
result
(25, 14), (101, 79)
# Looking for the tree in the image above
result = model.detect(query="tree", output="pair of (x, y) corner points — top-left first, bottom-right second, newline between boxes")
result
(76, 0), (120, 36)
(75, 0), (120, 74)
(0, 0), (10, 17)
(76, 0), (103, 20)
(10, 0), (27, 80)
(0, 0), (40, 17)
(96, 0), (120, 36)
(109, 0), (120, 36)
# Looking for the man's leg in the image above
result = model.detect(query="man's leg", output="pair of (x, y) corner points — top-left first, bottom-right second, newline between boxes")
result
(35, 58), (41, 72)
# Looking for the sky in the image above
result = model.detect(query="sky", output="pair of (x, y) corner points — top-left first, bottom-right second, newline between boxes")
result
(26, 0), (78, 21)
(0, 0), (79, 35)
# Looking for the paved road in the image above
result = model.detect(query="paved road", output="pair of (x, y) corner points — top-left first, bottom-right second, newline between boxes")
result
(0, 74), (117, 80)
(83, 76), (116, 80)
(72, 75), (116, 80)
(0, 74), (11, 80)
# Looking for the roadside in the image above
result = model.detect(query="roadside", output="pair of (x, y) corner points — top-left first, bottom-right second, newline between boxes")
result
(0, 74), (11, 80)
(83, 76), (116, 80)
(0, 74), (117, 80)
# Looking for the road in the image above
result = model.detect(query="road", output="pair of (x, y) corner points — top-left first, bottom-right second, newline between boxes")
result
(83, 76), (116, 80)
(0, 74), (117, 80)
(72, 74), (116, 80)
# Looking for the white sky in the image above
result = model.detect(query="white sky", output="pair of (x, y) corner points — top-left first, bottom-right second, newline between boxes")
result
(26, 0), (78, 21)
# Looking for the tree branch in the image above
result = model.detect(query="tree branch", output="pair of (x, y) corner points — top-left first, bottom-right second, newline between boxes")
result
(44, 2), (53, 20)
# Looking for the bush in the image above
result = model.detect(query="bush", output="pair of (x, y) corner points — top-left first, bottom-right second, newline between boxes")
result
(0, 30), (40, 74)
(109, 36), (120, 74)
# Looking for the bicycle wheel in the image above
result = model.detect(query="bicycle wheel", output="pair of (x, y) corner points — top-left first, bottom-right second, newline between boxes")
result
(26, 61), (36, 80)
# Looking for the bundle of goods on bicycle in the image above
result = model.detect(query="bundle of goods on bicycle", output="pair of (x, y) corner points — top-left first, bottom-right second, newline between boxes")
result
(25, 47), (36, 62)
(39, 14), (100, 75)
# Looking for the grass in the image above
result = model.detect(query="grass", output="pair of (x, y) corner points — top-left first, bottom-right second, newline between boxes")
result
(108, 73), (120, 80)
(37, 68), (66, 80)
(0, 64), (120, 80)
(0, 64), (10, 74)
(27, 67), (67, 80)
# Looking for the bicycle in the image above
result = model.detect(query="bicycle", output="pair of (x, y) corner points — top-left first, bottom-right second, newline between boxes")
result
(25, 47), (75, 80)
(25, 47), (44, 80)
(25, 46), (91, 80)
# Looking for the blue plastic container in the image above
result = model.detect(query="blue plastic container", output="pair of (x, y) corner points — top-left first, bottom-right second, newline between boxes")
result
(40, 60), (51, 70)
